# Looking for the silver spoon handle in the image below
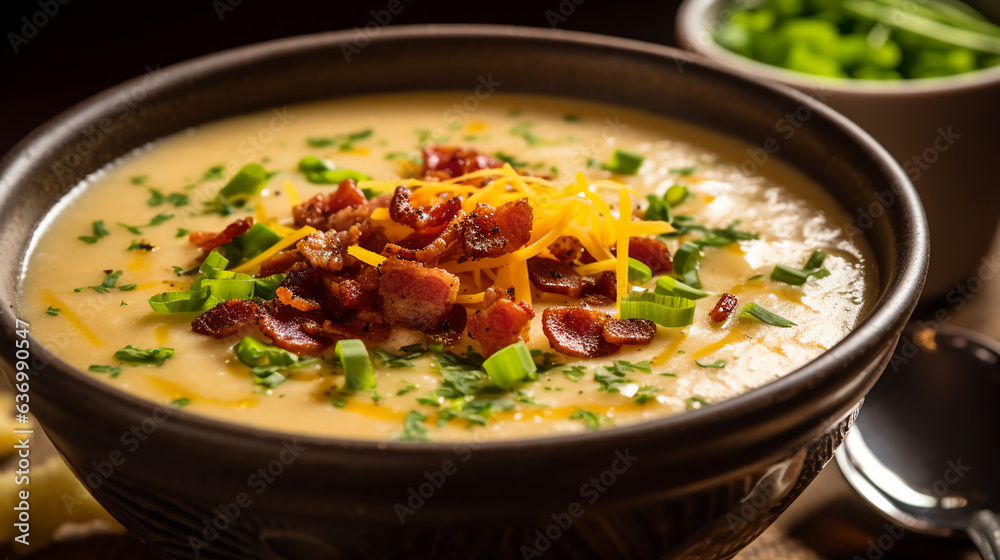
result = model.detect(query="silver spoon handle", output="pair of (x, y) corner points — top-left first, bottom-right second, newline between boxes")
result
(969, 510), (1000, 560)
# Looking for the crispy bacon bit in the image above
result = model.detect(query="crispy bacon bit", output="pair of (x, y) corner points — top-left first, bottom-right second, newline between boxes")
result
(527, 257), (592, 299)
(296, 227), (360, 272)
(389, 185), (462, 229)
(292, 180), (369, 231)
(430, 303), (469, 347)
(542, 307), (621, 358)
(276, 286), (321, 312)
(627, 237), (674, 273)
(191, 300), (260, 338)
(189, 217), (254, 252)
(603, 319), (656, 345)
(379, 257), (460, 331)
(462, 198), (533, 258)
(258, 305), (330, 354)
(547, 236), (585, 262)
(326, 278), (378, 310)
(583, 271), (617, 303)
(422, 146), (502, 181)
(710, 293), (739, 323)
(317, 311), (392, 343)
(384, 212), (466, 265)
(259, 250), (308, 276)
(467, 288), (535, 357)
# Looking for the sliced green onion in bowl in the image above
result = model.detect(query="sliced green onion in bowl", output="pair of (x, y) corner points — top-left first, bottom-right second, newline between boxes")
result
(627, 258), (653, 284)
(337, 339), (376, 391)
(601, 149), (644, 175)
(620, 291), (696, 328)
(654, 275), (709, 299)
(740, 302), (797, 327)
(483, 340), (537, 390)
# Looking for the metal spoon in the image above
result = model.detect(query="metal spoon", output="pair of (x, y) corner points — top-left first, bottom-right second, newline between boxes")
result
(838, 323), (1000, 559)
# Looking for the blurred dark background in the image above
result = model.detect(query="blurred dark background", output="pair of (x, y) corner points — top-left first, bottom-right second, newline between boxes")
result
(0, 0), (683, 156)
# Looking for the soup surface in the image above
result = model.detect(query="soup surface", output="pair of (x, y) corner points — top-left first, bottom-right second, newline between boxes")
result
(20, 93), (877, 441)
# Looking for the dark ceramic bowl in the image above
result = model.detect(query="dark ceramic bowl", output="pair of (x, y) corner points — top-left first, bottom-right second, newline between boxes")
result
(0, 26), (927, 560)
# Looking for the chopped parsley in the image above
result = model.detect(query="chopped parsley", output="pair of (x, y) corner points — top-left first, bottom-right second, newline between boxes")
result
(385, 151), (421, 164)
(78, 220), (109, 244)
(171, 398), (191, 407)
(510, 122), (547, 146)
(117, 213), (173, 234)
(530, 349), (561, 373)
(374, 347), (423, 368)
(562, 365), (587, 382)
(118, 284), (137, 292)
(396, 380), (419, 396)
(438, 400), (503, 427)
(635, 385), (660, 405)
(515, 391), (547, 407)
(171, 265), (187, 277)
(89, 364), (124, 378)
(331, 398), (348, 408)
(371, 390), (384, 405)
(127, 240), (155, 251)
(431, 347), (488, 399)
(397, 411), (431, 442)
(45, 306), (61, 316)
(74, 270), (124, 293)
(307, 128), (373, 150)
(130, 175), (148, 185)
(202, 164), (225, 180)
(175, 228), (189, 238)
(113, 345), (175, 366)
(695, 359), (726, 369)
(569, 409), (604, 430)
(670, 165), (697, 176)
(493, 151), (529, 169)
(595, 367), (638, 396)
(416, 128), (449, 145)
(686, 396), (708, 410)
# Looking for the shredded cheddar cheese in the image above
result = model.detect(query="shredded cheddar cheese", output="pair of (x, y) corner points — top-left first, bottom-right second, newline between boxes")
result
(347, 245), (387, 267)
(231, 226), (317, 274)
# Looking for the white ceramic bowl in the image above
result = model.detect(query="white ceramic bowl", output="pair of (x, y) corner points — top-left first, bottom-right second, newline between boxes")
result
(677, 0), (1000, 301)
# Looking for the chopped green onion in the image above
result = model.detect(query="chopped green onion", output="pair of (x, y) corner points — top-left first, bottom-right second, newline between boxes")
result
(740, 302), (797, 328)
(666, 185), (690, 206)
(804, 250), (827, 270)
(673, 242), (704, 273)
(654, 275), (708, 299)
(89, 364), (124, 377)
(482, 340), (536, 390)
(770, 264), (813, 285)
(337, 339), (376, 391)
(627, 258), (653, 284)
(114, 345), (174, 366)
(148, 253), (284, 313)
(216, 223), (282, 266)
(297, 156), (370, 185)
(619, 291), (696, 328)
(45, 306), (61, 316)
(601, 149), (644, 175)
(214, 163), (269, 213)
(644, 194), (672, 223)
(233, 336), (300, 368)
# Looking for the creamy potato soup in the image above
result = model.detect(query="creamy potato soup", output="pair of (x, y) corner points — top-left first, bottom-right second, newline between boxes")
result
(20, 93), (876, 441)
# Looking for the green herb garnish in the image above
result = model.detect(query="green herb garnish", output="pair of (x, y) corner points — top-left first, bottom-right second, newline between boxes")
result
(78, 220), (110, 244)
(45, 306), (61, 316)
(695, 359), (726, 369)
(397, 411), (431, 442)
(113, 345), (175, 366)
(740, 302), (797, 328)
(569, 409), (604, 430)
(89, 364), (124, 377)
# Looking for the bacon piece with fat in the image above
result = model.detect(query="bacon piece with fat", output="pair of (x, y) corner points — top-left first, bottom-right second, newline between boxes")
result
(626, 236), (674, 273)
(258, 305), (331, 354)
(189, 217), (254, 252)
(389, 185), (463, 229)
(467, 288), (535, 357)
(292, 179), (369, 231)
(431, 303), (469, 347)
(378, 257), (460, 332)
(541, 307), (621, 358)
(583, 271), (617, 303)
(258, 250), (307, 277)
(422, 146), (502, 181)
(462, 198), (532, 258)
(383, 212), (466, 265)
(602, 318), (656, 345)
(191, 300), (261, 338)
(710, 293), (739, 323)
(296, 227), (360, 272)
(527, 257), (593, 299)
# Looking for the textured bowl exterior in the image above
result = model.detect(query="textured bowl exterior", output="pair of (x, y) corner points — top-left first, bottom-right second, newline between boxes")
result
(676, 0), (1000, 301)
(0, 26), (926, 560)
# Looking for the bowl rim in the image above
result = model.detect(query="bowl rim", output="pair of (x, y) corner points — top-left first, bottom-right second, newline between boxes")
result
(0, 24), (928, 454)
(675, 0), (1000, 96)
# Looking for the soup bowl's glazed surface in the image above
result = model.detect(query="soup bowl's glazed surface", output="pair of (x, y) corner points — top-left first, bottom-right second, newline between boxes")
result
(0, 26), (926, 560)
